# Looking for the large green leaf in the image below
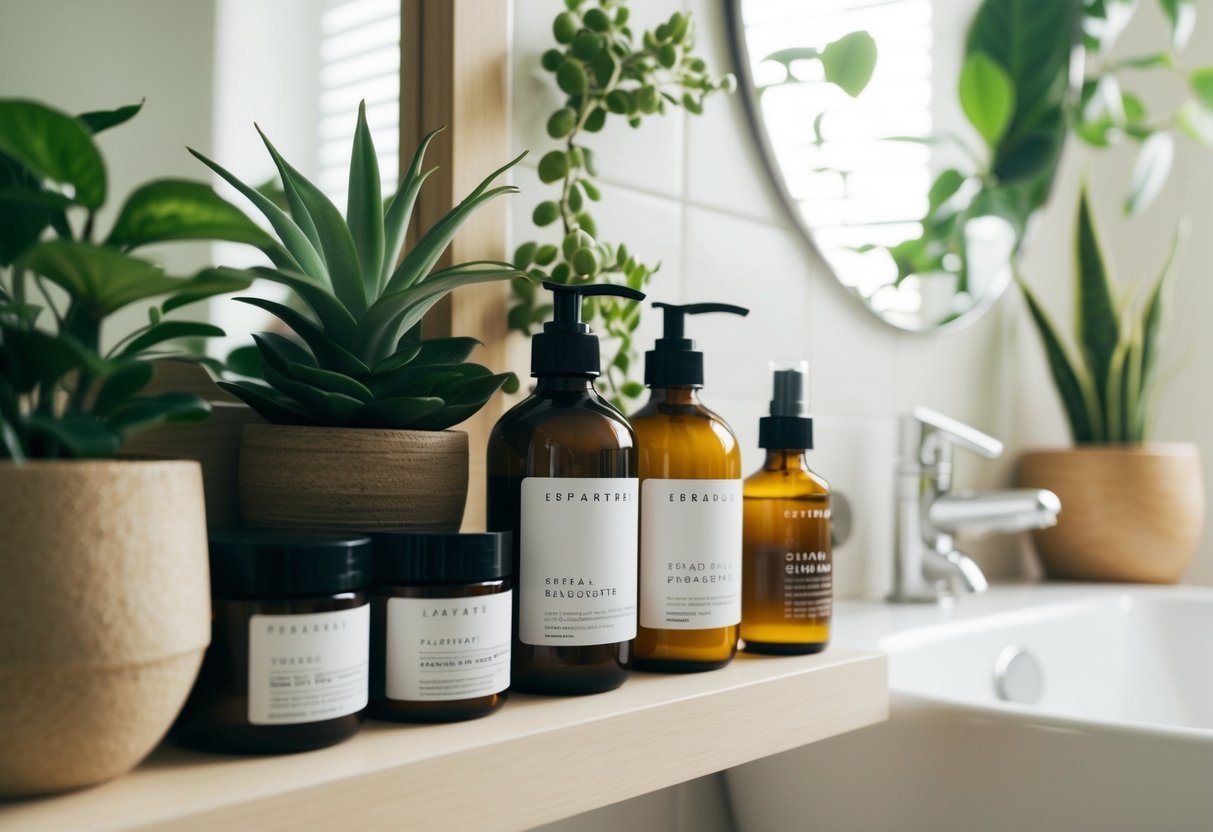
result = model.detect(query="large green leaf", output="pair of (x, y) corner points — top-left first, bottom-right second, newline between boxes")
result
(188, 147), (324, 280)
(255, 125), (365, 315)
(18, 241), (178, 315)
(381, 129), (441, 289)
(819, 31), (878, 98)
(0, 325), (89, 392)
(347, 101), (384, 298)
(106, 179), (277, 250)
(959, 52), (1016, 149)
(93, 360), (154, 414)
(1074, 190), (1121, 414)
(0, 153), (62, 265)
(76, 101), (144, 135)
(0, 99), (106, 209)
(25, 414), (122, 458)
(1019, 277), (1101, 442)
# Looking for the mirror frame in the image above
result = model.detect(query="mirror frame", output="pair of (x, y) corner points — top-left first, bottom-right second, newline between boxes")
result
(724, 0), (1017, 335)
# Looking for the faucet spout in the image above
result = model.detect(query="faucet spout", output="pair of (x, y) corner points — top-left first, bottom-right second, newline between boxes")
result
(929, 489), (1061, 536)
(924, 548), (989, 593)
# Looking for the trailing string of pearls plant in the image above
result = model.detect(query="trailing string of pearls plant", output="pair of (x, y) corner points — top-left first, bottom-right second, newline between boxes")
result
(508, 0), (734, 408)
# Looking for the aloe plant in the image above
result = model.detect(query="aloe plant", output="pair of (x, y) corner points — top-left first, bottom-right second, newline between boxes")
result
(194, 102), (527, 431)
(1019, 188), (1176, 444)
(0, 98), (260, 460)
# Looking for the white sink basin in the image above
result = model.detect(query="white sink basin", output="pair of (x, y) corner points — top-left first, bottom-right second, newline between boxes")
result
(726, 584), (1213, 832)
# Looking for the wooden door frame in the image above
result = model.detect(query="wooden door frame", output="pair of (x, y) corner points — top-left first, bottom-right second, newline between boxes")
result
(400, 0), (511, 530)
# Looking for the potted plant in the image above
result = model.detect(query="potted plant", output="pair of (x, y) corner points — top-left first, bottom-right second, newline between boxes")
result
(1017, 188), (1203, 582)
(0, 98), (264, 795)
(195, 102), (525, 532)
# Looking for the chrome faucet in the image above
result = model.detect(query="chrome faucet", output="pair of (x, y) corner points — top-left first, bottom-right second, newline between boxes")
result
(888, 407), (1061, 604)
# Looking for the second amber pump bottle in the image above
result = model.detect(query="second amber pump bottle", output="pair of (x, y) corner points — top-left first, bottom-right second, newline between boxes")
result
(631, 302), (748, 672)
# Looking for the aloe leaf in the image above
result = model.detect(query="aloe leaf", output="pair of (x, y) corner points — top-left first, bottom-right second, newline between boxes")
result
(381, 128), (442, 288)
(0, 99), (106, 209)
(252, 331), (317, 374)
(434, 367), (511, 405)
(105, 179), (277, 250)
(217, 379), (312, 424)
(263, 365), (363, 423)
(1074, 189), (1121, 419)
(409, 336), (482, 366)
(248, 266), (357, 347)
(353, 395), (446, 429)
(1123, 323), (1145, 442)
(369, 341), (424, 377)
(1104, 313), (1133, 443)
(254, 125), (365, 315)
(188, 146), (328, 281)
(384, 152), (524, 293)
(235, 296), (369, 377)
(285, 362), (373, 402)
(1019, 277), (1102, 443)
(118, 321), (225, 358)
(1139, 228), (1177, 396)
(348, 101), (384, 298)
(371, 366), (464, 400)
(408, 400), (495, 431)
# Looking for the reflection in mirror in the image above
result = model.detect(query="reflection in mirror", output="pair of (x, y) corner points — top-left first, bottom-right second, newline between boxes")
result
(728, 0), (1080, 331)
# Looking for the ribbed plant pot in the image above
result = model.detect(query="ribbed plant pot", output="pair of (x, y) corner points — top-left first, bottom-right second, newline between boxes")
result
(238, 424), (468, 532)
(1017, 444), (1205, 583)
(0, 460), (210, 797)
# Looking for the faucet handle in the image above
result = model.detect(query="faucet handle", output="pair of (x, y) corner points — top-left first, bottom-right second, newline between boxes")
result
(909, 406), (1003, 462)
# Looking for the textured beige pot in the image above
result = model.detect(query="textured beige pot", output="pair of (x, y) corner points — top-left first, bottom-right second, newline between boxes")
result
(0, 460), (210, 797)
(239, 424), (468, 532)
(1017, 444), (1205, 583)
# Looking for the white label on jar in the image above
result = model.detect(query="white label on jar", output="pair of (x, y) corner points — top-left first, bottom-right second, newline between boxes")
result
(247, 605), (369, 725)
(386, 592), (512, 701)
(640, 479), (743, 630)
(519, 476), (639, 646)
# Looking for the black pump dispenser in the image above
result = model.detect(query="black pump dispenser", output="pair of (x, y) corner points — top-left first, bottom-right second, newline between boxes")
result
(644, 302), (749, 387)
(758, 365), (814, 449)
(532, 280), (646, 376)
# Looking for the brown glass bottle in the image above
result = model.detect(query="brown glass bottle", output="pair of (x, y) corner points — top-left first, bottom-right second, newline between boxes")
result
(740, 365), (831, 654)
(486, 281), (643, 696)
(632, 387), (742, 671)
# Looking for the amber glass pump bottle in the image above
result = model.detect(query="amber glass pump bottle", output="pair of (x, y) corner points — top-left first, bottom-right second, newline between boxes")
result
(631, 302), (749, 672)
(487, 280), (646, 695)
(741, 363), (832, 654)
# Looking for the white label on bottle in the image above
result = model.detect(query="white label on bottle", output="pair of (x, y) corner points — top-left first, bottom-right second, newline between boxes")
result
(386, 592), (512, 701)
(247, 605), (369, 725)
(640, 479), (743, 630)
(519, 476), (639, 646)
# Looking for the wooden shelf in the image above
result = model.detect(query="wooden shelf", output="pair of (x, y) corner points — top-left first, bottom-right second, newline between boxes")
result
(1, 649), (887, 832)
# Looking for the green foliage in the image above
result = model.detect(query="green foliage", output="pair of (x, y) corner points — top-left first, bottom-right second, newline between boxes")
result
(959, 52), (1015, 148)
(1077, 0), (1213, 215)
(509, 0), (734, 410)
(1020, 188), (1177, 444)
(203, 102), (527, 430)
(0, 98), (257, 460)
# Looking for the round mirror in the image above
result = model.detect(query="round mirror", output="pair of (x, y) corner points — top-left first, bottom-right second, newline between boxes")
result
(727, 0), (1081, 332)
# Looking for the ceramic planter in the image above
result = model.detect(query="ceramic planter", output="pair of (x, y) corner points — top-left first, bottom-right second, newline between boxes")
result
(238, 424), (468, 532)
(1017, 444), (1205, 583)
(0, 460), (210, 797)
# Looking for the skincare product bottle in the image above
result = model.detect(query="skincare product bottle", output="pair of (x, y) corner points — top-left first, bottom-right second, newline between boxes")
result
(741, 364), (832, 654)
(368, 531), (511, 723)
(173, 529), (371, 754)
(631, 302), (748, 672)
(487, 280), (645, 695)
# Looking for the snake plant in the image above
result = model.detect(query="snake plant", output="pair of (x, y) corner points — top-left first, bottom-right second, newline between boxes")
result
(193, 102), (527, 431)
(1019, 187), (1176, 444)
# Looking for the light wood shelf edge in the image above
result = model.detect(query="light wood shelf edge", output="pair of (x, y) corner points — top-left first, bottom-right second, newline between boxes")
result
(2, 649), (888, 832)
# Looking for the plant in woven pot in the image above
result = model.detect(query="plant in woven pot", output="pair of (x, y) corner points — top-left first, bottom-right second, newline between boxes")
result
(1017, 188), (1203, 583)
(195, 103), (526, 532)
(0, 98), (262, 796)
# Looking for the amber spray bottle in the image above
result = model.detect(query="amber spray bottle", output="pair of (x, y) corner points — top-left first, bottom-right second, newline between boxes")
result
(741, 363), (832, 654)
(631, 302), (749, 672)
(487, 280), (646, 695)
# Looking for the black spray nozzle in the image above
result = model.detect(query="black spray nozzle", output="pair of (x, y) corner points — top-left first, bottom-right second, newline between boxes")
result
(759, 364), (813, 449)
(645, 301), (749, 388)
(533, 281), (647, 376)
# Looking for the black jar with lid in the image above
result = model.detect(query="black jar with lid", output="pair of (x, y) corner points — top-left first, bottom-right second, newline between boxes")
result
(172, 528), (372, 754)
(368, 531), (512, 723)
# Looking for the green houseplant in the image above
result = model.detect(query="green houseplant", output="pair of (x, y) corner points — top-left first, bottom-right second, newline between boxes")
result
(508, 0), (734, 409)
(1016, 188), (1203, 582)
(194, 102), (527, 531)
(0, 97), (265, 796)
